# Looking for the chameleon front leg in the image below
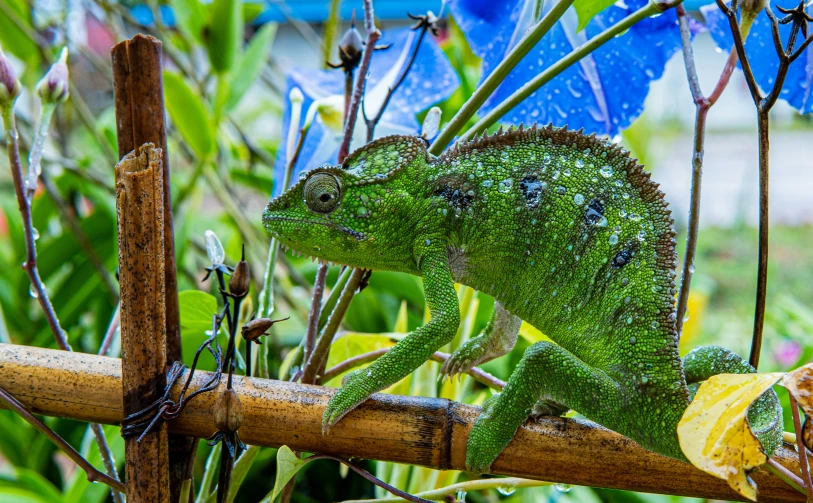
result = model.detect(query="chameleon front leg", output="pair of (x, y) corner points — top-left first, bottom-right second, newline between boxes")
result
(440, 302), (521, 378)
(322, 251), (460, 432)
(465, 340), (622, 473)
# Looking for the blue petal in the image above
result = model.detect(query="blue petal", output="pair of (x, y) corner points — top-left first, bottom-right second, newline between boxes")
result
(272, 28), (459, 197)
(448, 0), (684, 136)
(702, 0), (813, 114)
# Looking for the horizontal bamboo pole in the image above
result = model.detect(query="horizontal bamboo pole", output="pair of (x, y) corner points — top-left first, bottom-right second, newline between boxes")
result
(0, 343), (804, 503)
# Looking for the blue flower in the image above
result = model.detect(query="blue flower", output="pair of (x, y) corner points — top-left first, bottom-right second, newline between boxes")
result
(702, 0), (813, 114)
(273, 28), (458, 196)
(448, 0), (685, 136)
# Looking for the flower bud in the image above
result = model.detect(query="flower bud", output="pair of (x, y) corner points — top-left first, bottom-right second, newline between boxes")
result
(228, 245), (250, 298)
(213, 388), (244, 433)
(36, 47), (69, 104)
(740, 0), (766, 21)
(204, 230), (225, 266)
(421, 107), (441, 140)
(0, 46), (21, 106)
(289, 86), (304, 105)
(338, 23), (363, 69)
(241, 316), (289, 344)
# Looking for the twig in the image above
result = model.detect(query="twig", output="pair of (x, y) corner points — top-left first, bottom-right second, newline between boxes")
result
(0, 386), (126, 493)
(428, 0), (576, 155)
(89, 423), (124, 503)
(364, 15), (431, 142)
(317, 348), (507, 391)
(308, 454), (433, 503)
(304, 263), (330, 363)
(456, 0), (681, 144)
(302, 268), (366, 384)
(789, 394), (813, 501)
(340, 477), (549, 503)
(674, 5), (738, 335)
(337, 0), (381, 162)
(3, 105), (70, 351)
(98, 303), (121, 357)
(766, 457), (808, 494)
(714, 0), (810, 368)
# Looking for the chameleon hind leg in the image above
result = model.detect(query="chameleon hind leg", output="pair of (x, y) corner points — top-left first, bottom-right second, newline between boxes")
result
(465, 340), (622, 473)
(440, 302), (521, 378)
(683, 345), (784, 456)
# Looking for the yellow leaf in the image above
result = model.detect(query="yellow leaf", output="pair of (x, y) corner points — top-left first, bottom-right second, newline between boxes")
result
(394, 300), (408, 333)
(678, 372), (784, 501)
(518, 322), (552, 344)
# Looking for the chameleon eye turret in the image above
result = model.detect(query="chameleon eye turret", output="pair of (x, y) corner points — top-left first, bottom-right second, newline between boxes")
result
(303, 172), (341, 214)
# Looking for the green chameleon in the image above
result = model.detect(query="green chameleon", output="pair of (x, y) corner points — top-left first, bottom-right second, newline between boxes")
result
(263, 126), (783, 471)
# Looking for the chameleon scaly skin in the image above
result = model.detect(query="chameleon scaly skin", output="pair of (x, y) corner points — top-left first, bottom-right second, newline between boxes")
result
(263, 126), (782, 470)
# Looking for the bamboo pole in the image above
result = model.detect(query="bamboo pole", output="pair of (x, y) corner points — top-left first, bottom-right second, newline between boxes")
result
(115, 145), (170, 502)
(111, 34), (193, 501)
(0, 343), (805, 503)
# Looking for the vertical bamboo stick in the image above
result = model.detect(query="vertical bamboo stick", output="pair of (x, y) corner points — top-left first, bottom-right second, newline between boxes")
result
(111, 34), (194, 501)
(115, 145), (170, 502)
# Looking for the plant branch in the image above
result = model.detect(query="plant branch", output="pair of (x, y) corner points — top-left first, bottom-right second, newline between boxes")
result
(428, 0), (575, 155)
(337, 0), (381, 161)
(789, 393), (813, 501)
(0, 386), (125, 493)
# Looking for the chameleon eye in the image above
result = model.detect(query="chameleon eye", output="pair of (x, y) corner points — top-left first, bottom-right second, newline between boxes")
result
(303, 173), (341, 214)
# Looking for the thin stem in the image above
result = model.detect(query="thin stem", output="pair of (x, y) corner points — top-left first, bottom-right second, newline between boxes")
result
(750, 109), (770, 369)
(317, 348), (507, 390)
(90, 423), (124, 503)
(0, 387), (126, 493)
(365, 24), (429, 142)
(428, 0), (575, 155)
(340, 477), (549, 503)
(302, 267), (366, 384)
(458, 0), (673, 143)
(2, 106), (70, 351)
(304, 263), (330, 363)
(789, 393), (813, 501)
(338, 0), (381, 161)
(98, 302), (121, 357)
(308, 454), (433, 503)
(766, 457), (808, 495)
(708, 49), (739, 105)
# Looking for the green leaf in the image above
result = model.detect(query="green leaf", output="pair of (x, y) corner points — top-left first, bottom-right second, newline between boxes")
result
(163, 71), (216, 158)
(0, 0), (38, 62)
(169, 0), (208, 44)
(573, 0), (616, 31)
(260, 446), (312, 503)
(207, 0), (243, 74)
(179, 290), (218, 333)
(226, 23), (277, 111)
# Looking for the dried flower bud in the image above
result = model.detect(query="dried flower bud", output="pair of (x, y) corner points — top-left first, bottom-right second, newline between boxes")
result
(804, 417), (813, 452)
(338, 23), (363, 69)
(0, 46), (21, 106)
(36, 47), (69, 104)
(242, 316), (289, 344)
(213, 389), (244, 433)
(228, 245), (250, 298)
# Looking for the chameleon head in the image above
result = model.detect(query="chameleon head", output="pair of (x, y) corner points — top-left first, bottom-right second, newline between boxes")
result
(262, 135), (429, 271)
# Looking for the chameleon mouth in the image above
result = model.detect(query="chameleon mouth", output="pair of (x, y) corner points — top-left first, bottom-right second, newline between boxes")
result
(263, 214), (367, 241)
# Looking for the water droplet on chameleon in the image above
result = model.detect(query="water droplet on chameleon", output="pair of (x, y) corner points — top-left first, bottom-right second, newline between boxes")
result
(573, 194), (584, 205)
(556, 186), (566, 194)
(498, 179), (513, 193)
(575, 159), (584, 168)
(599, 165), (614, 178)
(626, 316), (633, 324)
(482, 180), (493, 188)
(555, 483), (572, 493)
(609, 234), (619, 245)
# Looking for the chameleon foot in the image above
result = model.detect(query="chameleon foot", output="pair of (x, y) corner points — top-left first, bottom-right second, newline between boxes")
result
(322, 369), (375, 434)
(440, 338), (488, 378)
(465, 391), (519, 473)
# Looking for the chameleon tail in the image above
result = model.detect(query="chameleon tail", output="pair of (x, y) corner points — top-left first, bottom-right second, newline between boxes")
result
(683, 345), (784, 457)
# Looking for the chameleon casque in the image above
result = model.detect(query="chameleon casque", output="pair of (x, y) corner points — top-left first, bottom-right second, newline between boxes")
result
(263, 125), (783, 471)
